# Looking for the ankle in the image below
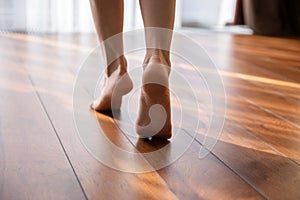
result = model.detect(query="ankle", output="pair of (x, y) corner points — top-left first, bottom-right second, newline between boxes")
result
(106, 55), (127, 77)
(143, 49), (171, 67)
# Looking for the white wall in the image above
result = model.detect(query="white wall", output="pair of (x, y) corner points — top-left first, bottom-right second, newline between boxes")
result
(25, 0), (95, 33)
(0, 0), (236, 32)
(0, 0), (27, 31)
(182, 0), (236, 27)
(0, 0), (95, 32)
(124, 0), (183, 30)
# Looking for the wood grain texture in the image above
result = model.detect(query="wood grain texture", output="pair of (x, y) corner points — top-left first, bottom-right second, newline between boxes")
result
(1, 32), (300, 200)
(1, 34), (177, 200)
(0, 51), (86, 200)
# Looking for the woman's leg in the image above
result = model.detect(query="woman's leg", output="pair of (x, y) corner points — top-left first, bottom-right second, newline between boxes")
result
(90, 0), (133, 111)
(136, 0), (176, 139)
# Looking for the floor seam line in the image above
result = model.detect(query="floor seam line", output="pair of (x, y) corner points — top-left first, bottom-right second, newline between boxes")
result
(182, 128), (268, 200)
(27, 74), (89, 200)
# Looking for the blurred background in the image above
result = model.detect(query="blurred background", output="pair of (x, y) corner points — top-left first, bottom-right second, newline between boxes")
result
(1, 0), (299, 35)
(0, 0), (238, 33)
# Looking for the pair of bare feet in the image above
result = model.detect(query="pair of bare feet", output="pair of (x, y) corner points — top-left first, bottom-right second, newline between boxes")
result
(91, 51), (172, 139)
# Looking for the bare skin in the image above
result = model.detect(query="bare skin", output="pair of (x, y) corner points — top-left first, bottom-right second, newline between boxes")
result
(89, 0), (132, 111)
(91, 55), (133, 111)
(136, 50), (172, 139)
(89, 0), (175, 139)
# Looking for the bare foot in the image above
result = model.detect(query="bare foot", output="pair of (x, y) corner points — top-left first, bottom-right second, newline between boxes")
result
(91, 57), (133, 111)
(136, 52), (172, 139)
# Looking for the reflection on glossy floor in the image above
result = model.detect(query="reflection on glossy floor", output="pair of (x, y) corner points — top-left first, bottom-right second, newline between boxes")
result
(0, 32), (300, 199)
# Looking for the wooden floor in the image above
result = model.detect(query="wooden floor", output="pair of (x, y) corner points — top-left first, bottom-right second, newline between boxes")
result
(0, 31), (300, 200)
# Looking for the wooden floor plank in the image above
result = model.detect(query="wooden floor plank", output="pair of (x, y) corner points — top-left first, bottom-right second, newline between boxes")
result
(9, 33), (264, 199)
(232, 54), (300, 83)
(2, 32), (300, 200)
(193, 120), (300, 199)
(178, 68), (300, 198)
(8, 37), (178, 200)
(170, 33), (300, 199)
(98, 33), (300, 199)
(226, 95), (300, 164)
(103, 57), (265, 199)
(0, 52), (86, 200)
(186, 33), (300, 160)
(191, 33), (300, 100)
(223, 76), (300, 129)
(174, 76), (300, 198)
(113, 115), (264, 200)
